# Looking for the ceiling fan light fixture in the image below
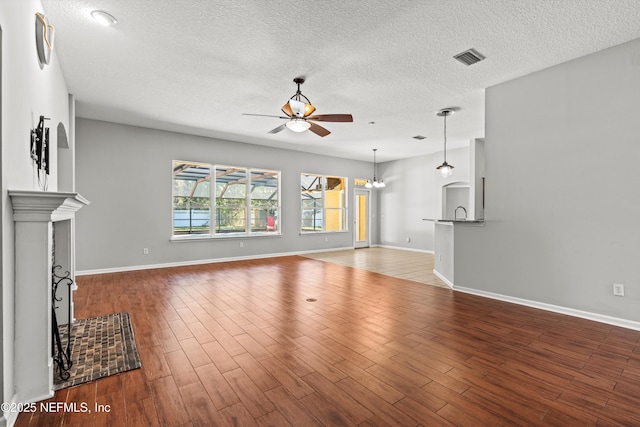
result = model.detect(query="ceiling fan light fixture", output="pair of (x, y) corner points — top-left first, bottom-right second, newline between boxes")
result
(243, 77), (352, 137)
(286, 119), (311, 132)
(91, 10), (117, 26)
(282, 77), (316, 118)
(303, 103), (315, 117)
(282, 100), (315, 118)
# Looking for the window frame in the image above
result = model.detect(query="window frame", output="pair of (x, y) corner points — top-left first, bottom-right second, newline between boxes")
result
(172, 161), (212, 237)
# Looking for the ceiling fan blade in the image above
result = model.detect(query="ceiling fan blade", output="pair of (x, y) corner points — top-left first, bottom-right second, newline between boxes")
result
(306, 114), (353, 122)
(268, 124), (288, 134)
(308, 122), (331, 137)
(243, 113), (290, 119)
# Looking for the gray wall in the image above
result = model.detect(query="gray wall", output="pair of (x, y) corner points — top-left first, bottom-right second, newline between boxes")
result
(454, 38), (640, 322)
(75, 118), (376, 272)
(377, 147), (470, 251)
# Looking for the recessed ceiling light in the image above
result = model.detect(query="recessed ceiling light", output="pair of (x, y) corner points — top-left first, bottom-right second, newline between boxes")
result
(91, 10), (117, 26)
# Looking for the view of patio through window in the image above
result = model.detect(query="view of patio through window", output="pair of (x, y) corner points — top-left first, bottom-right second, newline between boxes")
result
(173, 161), (280, 237)
(301, 174), (346, 232)
(173, 162), (211, 235)
(215, 166), (247, 234)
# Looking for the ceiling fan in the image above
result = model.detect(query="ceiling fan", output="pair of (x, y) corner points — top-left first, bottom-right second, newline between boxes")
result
(243, 77), (353, 137)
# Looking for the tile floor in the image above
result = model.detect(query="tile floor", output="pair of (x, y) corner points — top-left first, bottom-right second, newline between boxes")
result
(301, 247), (448, 288)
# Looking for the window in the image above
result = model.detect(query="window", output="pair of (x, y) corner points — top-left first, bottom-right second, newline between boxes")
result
(173, 162), (211, 235)
(301, 174), (346, 232)
(173, 161), (280, 238)
(215, 166), (247, 234)
(250, 169), (279, 233)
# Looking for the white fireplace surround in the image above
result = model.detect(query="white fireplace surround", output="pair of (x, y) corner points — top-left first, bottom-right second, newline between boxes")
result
(9, 190), (89, 403)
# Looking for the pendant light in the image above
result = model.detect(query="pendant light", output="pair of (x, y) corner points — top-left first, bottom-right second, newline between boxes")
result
(436, 108), (455, 177)
(365, 149), (385, 188)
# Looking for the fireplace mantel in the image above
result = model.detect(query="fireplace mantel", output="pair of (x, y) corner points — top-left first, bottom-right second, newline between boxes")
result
(9, 190), (89, 222)
(9, 190), (89, 402)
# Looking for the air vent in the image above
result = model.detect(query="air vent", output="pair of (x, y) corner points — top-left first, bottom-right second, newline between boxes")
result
(453, 48), (485, 66)
(413, 135), (427, 140)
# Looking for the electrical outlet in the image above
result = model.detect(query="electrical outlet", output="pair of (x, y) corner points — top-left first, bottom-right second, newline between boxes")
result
(240, 242), (243, 248)
(613, 283), (624, 297)
(143, 248), (148, 255)
(406, 237), (411, 243)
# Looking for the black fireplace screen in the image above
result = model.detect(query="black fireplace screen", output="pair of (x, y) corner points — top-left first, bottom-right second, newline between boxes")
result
(52, 265), (73, 380)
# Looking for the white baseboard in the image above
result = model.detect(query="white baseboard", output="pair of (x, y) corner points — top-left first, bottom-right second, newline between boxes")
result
(433, 269), (454, 288)
(373, 244), (434, 254)
(455, 286), (640, 331)
(76, 247), (355, 276)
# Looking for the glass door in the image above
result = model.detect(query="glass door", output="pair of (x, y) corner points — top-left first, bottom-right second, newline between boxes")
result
(354, 189), (370, 248)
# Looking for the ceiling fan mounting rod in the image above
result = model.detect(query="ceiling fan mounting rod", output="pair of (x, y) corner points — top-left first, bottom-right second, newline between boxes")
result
(291, 77), (311, 104)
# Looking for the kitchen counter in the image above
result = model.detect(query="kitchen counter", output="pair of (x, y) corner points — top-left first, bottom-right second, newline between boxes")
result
(425, 218), (485, 288)
(423, 218), (485, 224)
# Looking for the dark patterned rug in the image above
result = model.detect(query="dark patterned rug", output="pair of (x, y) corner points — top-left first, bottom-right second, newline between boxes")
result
(54, 312), (141, 390)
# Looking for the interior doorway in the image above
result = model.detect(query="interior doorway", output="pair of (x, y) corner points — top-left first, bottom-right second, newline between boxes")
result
(354, 189), (370, 248)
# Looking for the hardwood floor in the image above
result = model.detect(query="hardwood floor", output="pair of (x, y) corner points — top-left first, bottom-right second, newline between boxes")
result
(16, 255), (640, 426)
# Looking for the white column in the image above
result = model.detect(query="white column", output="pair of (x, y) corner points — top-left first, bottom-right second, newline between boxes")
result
(14, 221), (54, 401)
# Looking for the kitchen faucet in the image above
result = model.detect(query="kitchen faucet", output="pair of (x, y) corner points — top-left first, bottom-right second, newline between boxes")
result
(454, 206), (467, 220)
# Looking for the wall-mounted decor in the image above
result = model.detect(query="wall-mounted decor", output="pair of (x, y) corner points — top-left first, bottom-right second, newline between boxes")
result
(31, 115), (50, 190)
(35, 12), (55, 65)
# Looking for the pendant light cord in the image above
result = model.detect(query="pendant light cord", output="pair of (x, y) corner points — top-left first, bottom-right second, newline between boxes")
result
(373, 149), (377, 180)
(443, 113), (447, 163)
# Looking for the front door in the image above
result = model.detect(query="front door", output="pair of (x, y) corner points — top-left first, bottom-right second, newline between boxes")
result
(354, 189), (370, 248)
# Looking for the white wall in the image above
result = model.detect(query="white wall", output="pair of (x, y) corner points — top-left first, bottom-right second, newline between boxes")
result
(1, 0), (71, 424)
(377, 147), (469, 251)
(75, 118), (375, 272)
(455, 37), (640, 323)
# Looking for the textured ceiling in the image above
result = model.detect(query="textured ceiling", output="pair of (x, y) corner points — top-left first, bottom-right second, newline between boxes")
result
(41, 0), (640, 162)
